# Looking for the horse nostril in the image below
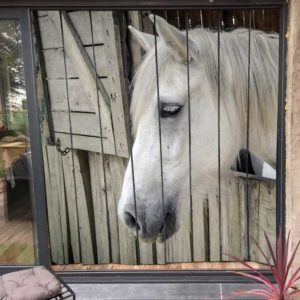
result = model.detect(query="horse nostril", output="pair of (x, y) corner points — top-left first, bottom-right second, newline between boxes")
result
(164, 211), (173, 221)
(124, 211), (140, 231)
(159, 224), (164, 233)
(159, 211), (175, 234)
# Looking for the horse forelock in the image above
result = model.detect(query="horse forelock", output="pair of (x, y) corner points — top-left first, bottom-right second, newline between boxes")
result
(131, 27), (279, 137)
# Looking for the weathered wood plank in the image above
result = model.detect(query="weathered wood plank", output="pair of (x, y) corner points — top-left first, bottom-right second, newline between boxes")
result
(52, 111), (101, 137)
(208, 188), (221, 262)
(38, 14), (63, 49)
(88, 152), (110, 263)
(54, 147), (69, 263)
(139, 242), (154, 265)
(61, 151), (80, 263)
(163, 178), (191, 263)
(104, 155), (137, 264)
(46, 11), (117, 156)
(54, 132), (116, 157)
(73, 150), (96, 264)
(68, 11), (104, 45)
(166, 223), (192, 263)
(44, 146), (64, 264)
(92, 11), (129, 158)
(221, 176), (243, 260)
(257, 181), (276, 262)
(238, 177), (248, 261)
(248, 179), (261, 262)
(192, 196), (207, 261)
(51, 110), (116, 157)
(43, 46), (107, 79)
(126, 11), (144, 75)
(47, 78), (108, 113)
(89, 152), (121, 263)
(38, 11), (104, 49)
(156, 242), (166, 264)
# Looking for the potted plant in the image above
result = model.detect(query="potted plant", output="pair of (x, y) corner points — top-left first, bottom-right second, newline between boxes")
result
(227, 230), (300, 299)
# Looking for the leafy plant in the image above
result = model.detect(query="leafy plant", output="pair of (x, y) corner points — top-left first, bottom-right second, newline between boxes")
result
(227, 231), (300, 300)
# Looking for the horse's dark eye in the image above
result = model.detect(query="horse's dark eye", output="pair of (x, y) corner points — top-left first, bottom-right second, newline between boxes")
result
(160, 104), (183, 118)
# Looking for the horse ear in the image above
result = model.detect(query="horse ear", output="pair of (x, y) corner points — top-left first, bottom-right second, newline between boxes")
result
(149, 14), (192, 62)
(128, 25), (155, 52)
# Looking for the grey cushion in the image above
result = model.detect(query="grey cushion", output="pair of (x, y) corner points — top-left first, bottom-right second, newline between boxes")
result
(0, 267), (61, 300)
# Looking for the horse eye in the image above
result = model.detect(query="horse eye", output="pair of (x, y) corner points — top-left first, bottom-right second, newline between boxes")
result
(160, 104), (183, 118)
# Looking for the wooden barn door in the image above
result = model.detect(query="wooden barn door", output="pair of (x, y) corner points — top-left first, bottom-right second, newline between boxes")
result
(35, 10), (135, 264)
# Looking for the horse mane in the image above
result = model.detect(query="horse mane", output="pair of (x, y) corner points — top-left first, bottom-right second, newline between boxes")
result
(131, 27), (279, 137)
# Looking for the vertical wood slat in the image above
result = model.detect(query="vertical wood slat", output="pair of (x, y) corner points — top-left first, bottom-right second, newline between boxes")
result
(73, 150), (96, 264)
(192, 196), (207, 261)
(88, 153), (138, 264)
(55, 148), (69, 263)
(88, 152), (110, 263)
(221, 176), (248, 261)
(93, 11), (129, 158)
(221, 177), (237, 260)
(43, 149), (276, 264)
(250, 180), (276, 262)
(44, 146), (97, 264)
(139, 241), (154, 265)
(208, 189), (221, 261)
(42, 146), (64, 264)
(164, 175), (191, 263)
(248, 179), (261, 261)
(61, 151), (81, 263)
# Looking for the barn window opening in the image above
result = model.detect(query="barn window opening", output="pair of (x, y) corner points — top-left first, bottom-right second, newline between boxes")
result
(32, 6), (282, 269)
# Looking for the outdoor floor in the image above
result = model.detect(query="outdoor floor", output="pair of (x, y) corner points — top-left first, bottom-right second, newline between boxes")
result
(0, 179), (34, 264)
(70, 283), (260, 299)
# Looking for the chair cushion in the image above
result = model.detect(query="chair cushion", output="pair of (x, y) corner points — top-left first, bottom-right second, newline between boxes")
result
(0, 266), (62, 300)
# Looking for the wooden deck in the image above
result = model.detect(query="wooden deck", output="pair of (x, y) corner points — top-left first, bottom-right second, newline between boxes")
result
(0, 179), (35, 264)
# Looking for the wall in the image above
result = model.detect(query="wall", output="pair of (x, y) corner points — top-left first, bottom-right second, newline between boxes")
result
(286, 0), (300, 276)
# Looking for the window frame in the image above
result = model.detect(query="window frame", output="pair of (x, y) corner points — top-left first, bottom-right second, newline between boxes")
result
(0, 0), (286, 284)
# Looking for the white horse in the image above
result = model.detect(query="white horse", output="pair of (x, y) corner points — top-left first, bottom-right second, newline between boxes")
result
(118, 15), (278, 242)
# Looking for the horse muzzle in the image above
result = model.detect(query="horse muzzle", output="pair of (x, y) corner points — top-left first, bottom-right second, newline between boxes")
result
(120, 202), (178, 242)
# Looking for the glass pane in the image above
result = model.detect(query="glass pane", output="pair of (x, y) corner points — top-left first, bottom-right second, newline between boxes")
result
(36, 9), (278, 267)
(0, 19), (35, 264)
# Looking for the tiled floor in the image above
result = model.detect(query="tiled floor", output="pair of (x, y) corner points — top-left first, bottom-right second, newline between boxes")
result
(70, 283), (261, 300)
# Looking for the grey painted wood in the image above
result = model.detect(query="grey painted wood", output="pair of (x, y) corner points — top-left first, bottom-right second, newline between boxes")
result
(92, 11), (129, 158)
(89, 152), (111, 263)
(62, 150), (81, 263)
(43, 146), (64, 264)
(54, 147), (69, 263)
(43, 46), (107, 79)
(38, 11), (104, 49)
(54, 132), (116, 157)
(39, 10), (129, 158)
(221, 176), (245, 260)
(208, 189), (221, 262)
(192, 196), (207, 261)
(73, 150), (96, 264)
(48, 79), (96, 113)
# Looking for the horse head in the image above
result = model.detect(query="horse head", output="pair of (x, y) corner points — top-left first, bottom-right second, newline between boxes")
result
(117, 15), (277, 242)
